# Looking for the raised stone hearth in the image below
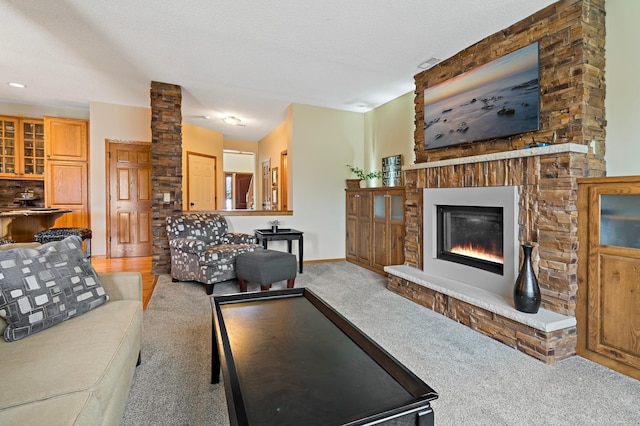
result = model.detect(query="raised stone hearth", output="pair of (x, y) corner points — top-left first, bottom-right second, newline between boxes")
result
(386, 265), (577, 363)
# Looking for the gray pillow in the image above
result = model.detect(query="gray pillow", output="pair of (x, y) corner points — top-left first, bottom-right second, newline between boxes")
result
(0, 236), (108, 342)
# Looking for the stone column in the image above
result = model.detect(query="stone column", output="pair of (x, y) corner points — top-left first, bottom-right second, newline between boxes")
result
(150, 81), (182, 275)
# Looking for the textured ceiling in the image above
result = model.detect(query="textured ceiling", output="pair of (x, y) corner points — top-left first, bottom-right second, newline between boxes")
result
(0, 0), (556, 141)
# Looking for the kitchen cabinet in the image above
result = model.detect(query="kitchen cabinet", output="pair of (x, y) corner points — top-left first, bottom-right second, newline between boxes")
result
(346, 187), (404, 274)
(577, 175), (640, 380)
(0, 116), (45, 179)
(44, 117), (89, 229)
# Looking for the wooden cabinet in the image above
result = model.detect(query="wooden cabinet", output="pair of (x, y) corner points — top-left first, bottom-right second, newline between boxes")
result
(0, 116), (45, 179)
(346, 189), (372, 266)
(577, 176), (640, 380)
(45, 117), (88, 161)
(346, 187), (404, 274)
(44, 117), (89, 228)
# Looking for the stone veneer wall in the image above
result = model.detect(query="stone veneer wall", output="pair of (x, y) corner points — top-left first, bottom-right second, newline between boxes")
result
(387, 0), (607, 363)
(0, 180), (44, 208)
(150, 81), (183, 275)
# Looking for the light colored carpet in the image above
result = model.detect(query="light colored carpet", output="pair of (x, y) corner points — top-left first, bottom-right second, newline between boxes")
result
(121, 261), (640, 425)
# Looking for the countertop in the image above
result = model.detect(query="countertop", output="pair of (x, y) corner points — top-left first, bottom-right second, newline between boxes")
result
(0, 208), (71, 217)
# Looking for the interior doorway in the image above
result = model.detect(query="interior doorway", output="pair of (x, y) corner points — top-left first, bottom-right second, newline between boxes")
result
(187, 152), (216, 210)
(224, 172), (253, 209)
(106, 140), (152, 258)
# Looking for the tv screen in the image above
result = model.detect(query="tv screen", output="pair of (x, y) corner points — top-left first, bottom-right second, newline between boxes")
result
(423, 42), (540, 150)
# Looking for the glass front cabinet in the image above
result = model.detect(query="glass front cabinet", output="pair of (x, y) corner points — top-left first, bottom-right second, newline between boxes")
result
(0, 116), (45, 179)
(577, 176), (640, 381)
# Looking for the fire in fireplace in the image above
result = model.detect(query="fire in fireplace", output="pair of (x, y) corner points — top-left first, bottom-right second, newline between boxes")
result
(437, 205), (504, 275)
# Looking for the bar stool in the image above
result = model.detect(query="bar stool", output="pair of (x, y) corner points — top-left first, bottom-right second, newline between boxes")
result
(34, 228), (92, 257)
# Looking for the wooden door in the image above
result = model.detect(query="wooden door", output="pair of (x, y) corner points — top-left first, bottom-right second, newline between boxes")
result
(107, 141), (152, 258)
(234, 173), (252, 209)
(187, 152), (216, 210)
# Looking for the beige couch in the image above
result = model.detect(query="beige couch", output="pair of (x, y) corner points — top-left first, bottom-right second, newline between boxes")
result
(0, 271), (143, 426)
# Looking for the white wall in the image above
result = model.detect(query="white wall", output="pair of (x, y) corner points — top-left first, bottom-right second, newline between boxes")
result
(89, 101), (151, 256)
(604, 0), (640, 176)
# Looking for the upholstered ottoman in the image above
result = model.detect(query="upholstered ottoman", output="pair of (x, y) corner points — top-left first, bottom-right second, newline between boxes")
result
(236, 249), (297, 292)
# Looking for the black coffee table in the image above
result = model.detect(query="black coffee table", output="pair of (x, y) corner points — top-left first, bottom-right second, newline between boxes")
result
(211, 288), (438, 426)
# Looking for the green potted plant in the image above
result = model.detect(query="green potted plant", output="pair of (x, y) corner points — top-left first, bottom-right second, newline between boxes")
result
(347, 165), (382, 188)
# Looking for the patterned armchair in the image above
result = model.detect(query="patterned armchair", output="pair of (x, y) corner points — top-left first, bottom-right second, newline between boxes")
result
(166, 213), (261, 294)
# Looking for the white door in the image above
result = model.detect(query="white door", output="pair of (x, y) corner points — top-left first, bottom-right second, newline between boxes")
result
(187, 153), (216, 210)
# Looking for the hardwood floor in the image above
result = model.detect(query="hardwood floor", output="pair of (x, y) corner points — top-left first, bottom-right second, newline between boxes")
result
(91, 256), (156, 310)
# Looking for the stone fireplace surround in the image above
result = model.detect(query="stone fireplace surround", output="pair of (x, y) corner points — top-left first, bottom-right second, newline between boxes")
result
(384, 0), (606, 364)
(386, 144), (588, 364)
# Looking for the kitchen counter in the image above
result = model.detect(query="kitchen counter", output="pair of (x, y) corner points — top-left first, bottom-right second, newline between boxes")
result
(0, 208), (72, 242)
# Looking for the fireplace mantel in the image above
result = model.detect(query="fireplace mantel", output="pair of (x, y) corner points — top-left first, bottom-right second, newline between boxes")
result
(403, 143), (588, 171)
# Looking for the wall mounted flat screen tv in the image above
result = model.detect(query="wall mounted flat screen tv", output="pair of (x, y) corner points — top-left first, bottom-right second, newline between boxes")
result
(424, 42), (540, 150)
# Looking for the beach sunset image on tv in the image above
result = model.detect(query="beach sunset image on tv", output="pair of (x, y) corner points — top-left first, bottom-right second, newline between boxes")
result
(424, 42), (540, 150)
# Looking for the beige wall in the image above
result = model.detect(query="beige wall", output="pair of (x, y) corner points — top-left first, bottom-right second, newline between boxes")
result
(257, 120), (290, 209)
(364, 91), (415, 182)
(0, 102), (89, 120)
(89, 101), (152, 257)
(604, 0), (640, 176)
(181, 123), (225, 210)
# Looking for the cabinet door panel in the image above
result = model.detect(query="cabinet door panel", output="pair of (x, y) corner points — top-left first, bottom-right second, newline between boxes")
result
(45, 118), (88, 161)
(346, 215), (358, 260)
(578, 179), (640, 380)
(46, 161), (88, 228)
(372, 219), (387, 269)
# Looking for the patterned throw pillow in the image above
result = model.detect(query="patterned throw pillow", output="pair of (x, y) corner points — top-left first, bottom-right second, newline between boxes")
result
(0, 236), (108, 342)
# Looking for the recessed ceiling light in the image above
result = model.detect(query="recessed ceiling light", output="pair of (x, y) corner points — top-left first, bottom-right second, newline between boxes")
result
(7, 82), (26, 88)
(202, 115), (211, 120)
(222, 116), (241, 126)
(417, 58), (441, 70)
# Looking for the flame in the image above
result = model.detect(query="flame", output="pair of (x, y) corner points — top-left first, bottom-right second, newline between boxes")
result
(450, 243), (503, 264)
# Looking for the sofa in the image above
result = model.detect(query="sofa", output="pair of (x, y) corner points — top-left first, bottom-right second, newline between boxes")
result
(166, 212), (262, 294)
(0, 238), (143, 426)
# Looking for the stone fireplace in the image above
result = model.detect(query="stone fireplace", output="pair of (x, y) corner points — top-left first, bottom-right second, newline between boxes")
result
(384, 0), (606, 364)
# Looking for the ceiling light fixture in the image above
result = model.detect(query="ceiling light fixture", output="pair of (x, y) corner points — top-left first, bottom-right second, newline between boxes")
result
(222, 116), (241, 126)
(7, 82), (26, 88)
(417, 57), (442, 70)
